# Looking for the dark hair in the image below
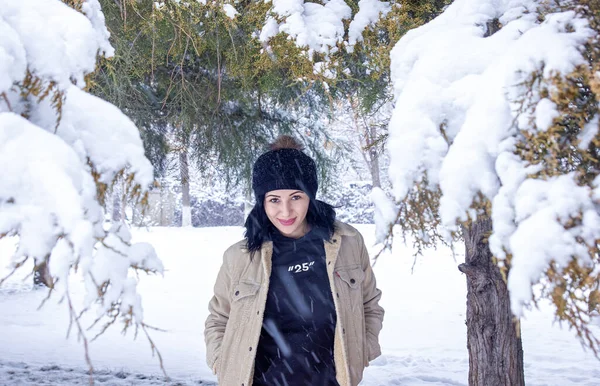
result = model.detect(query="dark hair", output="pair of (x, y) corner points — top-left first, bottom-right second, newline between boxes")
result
(244, 196), (337, 257)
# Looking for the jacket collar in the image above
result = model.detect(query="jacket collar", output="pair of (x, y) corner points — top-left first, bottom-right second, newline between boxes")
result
(260, 240), (273, 280)
(332, 221), (356, 238)
(259, 221), (355, 276)
(324, 221), (355, 268)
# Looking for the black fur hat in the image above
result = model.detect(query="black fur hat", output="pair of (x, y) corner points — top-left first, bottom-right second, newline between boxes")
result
(252, 135), (318, 199)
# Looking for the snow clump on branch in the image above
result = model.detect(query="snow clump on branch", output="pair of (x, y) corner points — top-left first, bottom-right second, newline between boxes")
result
(260, 0), (352, 57)
(260, 0), (391, 57)
(0, 0), (163, 365)
(380, 0), (599, 317)
(347, 0), (391, 53)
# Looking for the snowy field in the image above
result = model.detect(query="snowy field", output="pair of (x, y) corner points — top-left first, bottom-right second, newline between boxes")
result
(1, 225), (599, 386)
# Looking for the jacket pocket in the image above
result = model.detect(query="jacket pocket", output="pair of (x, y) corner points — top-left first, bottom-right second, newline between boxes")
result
(335, 265), (365, 290)
(227, 280), (260, 335)
(231, 280), (260, 301)
(366, 330), (382, 362)
(219, 280), (260, 383)
(335, 265), (365, 313)
(335, 265), (368, 378)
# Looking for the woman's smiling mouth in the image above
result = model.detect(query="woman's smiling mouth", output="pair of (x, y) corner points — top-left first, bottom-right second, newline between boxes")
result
(278, 218), (296, 226)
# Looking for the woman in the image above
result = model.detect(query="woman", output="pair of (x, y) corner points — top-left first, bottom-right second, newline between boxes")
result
(204, 136), (384, 386)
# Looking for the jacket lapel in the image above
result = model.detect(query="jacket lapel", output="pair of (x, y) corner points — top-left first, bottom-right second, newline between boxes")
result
(324, 231), (342, 273)
(260, 240), (273, 281)
(324, 226), (352, 386)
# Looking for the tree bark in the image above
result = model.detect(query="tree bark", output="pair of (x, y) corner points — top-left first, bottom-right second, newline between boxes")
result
(348, 94), (382, 189)
(33, 257), (53, 288)
(159, 182), (175, 226)
(120, 179), (127, 222)
(459, 216), (524, 386)
(112, 187), (121, 222)
(368, 124), (381, 188)
(180, 149), (192, 227)
(244, 188), (253, 223)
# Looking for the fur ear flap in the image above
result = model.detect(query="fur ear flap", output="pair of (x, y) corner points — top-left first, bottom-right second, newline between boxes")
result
(270, 135), (304, 151)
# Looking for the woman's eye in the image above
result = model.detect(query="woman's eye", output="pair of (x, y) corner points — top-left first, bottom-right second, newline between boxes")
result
(292, 195), (302, 200)
(269, 198), (279, 203)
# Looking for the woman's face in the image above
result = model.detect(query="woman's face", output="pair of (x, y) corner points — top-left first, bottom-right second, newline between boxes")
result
(264, 189), (310, 238)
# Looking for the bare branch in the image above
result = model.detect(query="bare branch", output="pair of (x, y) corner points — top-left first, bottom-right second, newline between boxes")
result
(142, 323), (169, 381)
(0, 256), (29, 288)
(65, 287), (95, 385)
(1, 92), (12, 111)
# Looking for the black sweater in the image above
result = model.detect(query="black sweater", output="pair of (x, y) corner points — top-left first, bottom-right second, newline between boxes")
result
(253, 229), (339, 386)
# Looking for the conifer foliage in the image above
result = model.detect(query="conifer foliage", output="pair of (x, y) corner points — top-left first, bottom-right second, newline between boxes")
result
(375, 0), (600, 381)
(0, 0), (164, 376)
(92, 0), (335, 197)
(257, 1), (449, 192)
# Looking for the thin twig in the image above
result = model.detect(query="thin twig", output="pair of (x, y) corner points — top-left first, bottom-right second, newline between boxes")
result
(215, 11), (222, 107)
(180, 37), (190, 92)
(90, 313), (119, 342)
(142, 323), (169, 380)
(1, 92), (12, 111)
(410, 252), (419, 275)
(0, 257), (28, 287)
(37, 279), (58, 310)
(142, 322), (168, 333)
(97, 238), (128, 258)
(66, 288), (95, 385)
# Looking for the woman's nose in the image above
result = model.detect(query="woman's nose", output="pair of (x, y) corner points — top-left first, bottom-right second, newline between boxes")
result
(281, 201), (291, 217)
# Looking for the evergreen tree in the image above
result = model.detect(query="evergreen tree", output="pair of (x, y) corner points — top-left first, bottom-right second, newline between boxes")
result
(329, 0), (451, 188)
(91, 0), (337, 224)
(251, 0), (450, 191)
(378, 0), (600, 384)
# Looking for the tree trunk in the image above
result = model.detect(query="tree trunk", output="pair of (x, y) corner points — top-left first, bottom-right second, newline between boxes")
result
(112, 187), (121, 222)
(459, 216), (525, 386)
(244, 188), (253, 223)
(368, 124), (381, 188)
(120, 179), (127, 222)
(348, 94), (382, 189)
(180, 149), (192, 227)
(159, 182), (174, 226)
(132, 203), (141, 226)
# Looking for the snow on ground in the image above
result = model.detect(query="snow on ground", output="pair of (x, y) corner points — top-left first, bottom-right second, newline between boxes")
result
(1, 225), (599, 385)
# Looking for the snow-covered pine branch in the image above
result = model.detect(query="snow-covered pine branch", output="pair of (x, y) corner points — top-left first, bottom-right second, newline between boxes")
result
(377, 0), (600, 355)
(259, 0), (391, 56)
(0, 0), (164, 374)
(259, 0), (392, 82)
(260, 0), (351, 57)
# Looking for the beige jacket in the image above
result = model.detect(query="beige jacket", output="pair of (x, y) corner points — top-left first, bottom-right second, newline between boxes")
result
(204, 222), (384, 386)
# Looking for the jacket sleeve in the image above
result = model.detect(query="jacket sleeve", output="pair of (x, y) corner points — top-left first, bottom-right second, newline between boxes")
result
(359, 233), (384, 362)
(204, 251), (232, 374)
